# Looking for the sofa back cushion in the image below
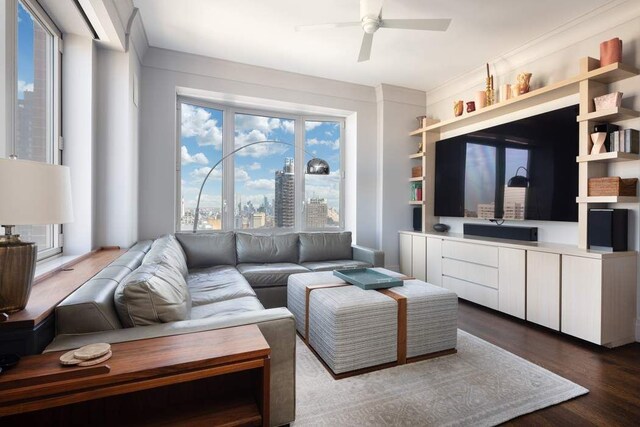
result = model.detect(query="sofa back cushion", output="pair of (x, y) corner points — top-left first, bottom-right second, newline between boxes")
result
(114, 263), (191, 328)
(236, 233), (299, 264)
(299, 232), (352, 263)
(175, 232), (236, 268)
(143, 234), (189, 278)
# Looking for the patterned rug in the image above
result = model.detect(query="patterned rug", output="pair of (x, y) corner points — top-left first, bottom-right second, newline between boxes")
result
(294, 330), (587, 426)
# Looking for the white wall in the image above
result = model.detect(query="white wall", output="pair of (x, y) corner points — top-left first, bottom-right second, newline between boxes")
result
(62, 35), (97, 254)
(376, 84), (426, 270)
(138, 48), (381, 247)
(425, 10), (640, 339)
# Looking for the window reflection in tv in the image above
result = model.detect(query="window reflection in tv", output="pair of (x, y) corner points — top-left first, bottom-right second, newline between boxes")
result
(435, 105), (579, 222)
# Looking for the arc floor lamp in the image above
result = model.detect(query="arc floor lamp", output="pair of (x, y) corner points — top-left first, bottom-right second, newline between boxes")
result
(192, 140), (330, 232)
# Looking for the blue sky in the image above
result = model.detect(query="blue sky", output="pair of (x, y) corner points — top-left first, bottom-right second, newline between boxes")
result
(17, 2), (36, 99)
(180, 103), (341, 215)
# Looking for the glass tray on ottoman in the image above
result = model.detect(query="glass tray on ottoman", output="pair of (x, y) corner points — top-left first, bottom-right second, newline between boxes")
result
(333, 268), (403, 290)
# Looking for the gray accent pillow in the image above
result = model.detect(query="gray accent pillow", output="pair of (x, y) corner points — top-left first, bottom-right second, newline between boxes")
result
(175, 232), (237, 268)
(114, 263), (191, 328)
(143, 234), (189, 278)
(236, 233), (299, 264)
(299, 232), (352, 263)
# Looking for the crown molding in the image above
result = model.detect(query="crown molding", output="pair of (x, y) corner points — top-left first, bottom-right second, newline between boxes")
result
(426, 0), (640, 106)
(375, 84), (426, 107)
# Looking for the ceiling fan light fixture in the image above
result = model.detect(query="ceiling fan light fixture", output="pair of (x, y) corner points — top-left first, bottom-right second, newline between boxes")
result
(361, 16), (380, 34)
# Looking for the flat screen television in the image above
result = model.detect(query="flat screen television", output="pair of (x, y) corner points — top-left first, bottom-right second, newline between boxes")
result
(434, 105), (579, 222)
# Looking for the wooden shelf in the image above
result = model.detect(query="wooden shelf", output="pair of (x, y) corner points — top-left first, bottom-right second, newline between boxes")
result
(577, 107), (640, 122)
(409, 61), (639, 135)
(409, 177), (423, 182)
(576, 152), (640, 163)
(409, 152), (424, 159)
(576, 196), (639, 203)
(408, 200), (423, 205)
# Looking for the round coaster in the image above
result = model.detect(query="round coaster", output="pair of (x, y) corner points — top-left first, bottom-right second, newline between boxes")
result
(78, 350), (112, 367)
(73, 343), (111, 361)
(59, 349), (83, 366)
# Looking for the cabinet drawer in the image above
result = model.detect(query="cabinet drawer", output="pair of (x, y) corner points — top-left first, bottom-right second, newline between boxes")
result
(443, 276), (498, 310)
(442, 258), (498, 289)
(442, 241), (498, 267)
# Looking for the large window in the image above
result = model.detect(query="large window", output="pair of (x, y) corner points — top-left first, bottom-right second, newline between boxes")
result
(178, 100), (344, 232)
(8, 1), (61, 259)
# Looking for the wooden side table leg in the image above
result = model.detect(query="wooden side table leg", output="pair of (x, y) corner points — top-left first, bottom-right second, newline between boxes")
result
(261, 357), (271, 427)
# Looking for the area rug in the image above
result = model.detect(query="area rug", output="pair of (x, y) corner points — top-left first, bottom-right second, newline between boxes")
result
(293, 330), (588, 426)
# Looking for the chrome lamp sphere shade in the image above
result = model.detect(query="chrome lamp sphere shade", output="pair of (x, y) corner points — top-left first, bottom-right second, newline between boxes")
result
(306, 158), (330, 175)
(0, 158), (73, 314)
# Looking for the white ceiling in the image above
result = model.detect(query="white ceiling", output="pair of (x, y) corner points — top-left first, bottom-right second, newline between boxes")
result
(134, 0), (613, 91)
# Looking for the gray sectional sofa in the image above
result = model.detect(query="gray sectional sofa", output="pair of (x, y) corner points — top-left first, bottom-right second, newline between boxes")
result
(44, 231), (383, 427)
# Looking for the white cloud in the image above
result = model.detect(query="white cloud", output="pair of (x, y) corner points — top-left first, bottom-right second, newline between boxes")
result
(305, 121), (322, 131)
(235, 115), (282, 134)
(248, 162), (261, 170)
(181, 104), (223, 148)
(17, 80), (34, 98)
(245, 178), (275, 191)
(234, 131), (291, 158)
(306, 138), (340, 150)
(190, 166), (250, 182)
(281, 120), (295, 134)
(181, 146), (209, 166)
(235, 168), (250, 181)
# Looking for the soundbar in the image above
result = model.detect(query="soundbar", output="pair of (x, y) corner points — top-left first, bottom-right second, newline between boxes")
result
(463, 223), (538, 242)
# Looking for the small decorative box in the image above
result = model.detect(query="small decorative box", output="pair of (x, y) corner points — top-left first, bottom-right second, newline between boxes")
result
(588, 177), (637, 197)
(594, 92), (623, 111)
(411, 165), (423, 178)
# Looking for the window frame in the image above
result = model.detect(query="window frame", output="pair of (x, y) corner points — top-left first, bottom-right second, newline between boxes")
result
(176, 97), (345, 233)
(7, 0), (63, 261)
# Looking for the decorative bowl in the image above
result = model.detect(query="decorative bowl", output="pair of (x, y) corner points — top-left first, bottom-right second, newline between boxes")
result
(594, 92), (623, 111)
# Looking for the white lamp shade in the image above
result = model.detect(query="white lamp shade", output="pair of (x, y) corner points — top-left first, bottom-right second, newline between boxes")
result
(0, 158), (74, 225)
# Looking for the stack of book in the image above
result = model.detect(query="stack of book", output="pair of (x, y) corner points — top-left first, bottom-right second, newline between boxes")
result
(410, 182), (422, 201)
(609, 129), (639, 153)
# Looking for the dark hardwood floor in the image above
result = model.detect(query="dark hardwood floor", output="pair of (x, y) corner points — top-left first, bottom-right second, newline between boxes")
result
(457, 300), (640, 426)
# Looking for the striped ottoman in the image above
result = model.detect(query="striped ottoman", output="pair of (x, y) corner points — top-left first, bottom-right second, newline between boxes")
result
(390, 280), (458, 357)
(308, 286), (398, 375)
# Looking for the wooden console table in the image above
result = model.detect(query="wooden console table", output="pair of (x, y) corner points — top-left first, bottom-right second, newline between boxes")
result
(0, 248), (125, 356)
(0, 325), (271, 426)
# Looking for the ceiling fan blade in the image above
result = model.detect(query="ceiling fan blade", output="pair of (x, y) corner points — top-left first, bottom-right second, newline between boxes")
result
(380, 18), (451, 31)
(295, 22), (360, 32)
(358, 32), (374, 62)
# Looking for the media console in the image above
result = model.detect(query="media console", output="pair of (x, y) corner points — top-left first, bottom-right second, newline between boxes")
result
(398, 230), (637, 348)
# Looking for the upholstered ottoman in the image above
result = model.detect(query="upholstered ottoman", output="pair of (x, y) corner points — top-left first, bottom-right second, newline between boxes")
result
(308, 285), (398, 375)
(389, 280), (458, 357)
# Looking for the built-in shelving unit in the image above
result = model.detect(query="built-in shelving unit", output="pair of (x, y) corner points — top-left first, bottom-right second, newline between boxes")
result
(408, 177), (422, 182)
(408, 200), (423, 206)
(410, 62), (639, 135)
(576, 151), (640, 163)
(409, 57), (639, 246)
(408, 152), (424, 159)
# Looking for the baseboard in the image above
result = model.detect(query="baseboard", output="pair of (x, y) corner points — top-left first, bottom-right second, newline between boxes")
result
(636, 318), (640, 342)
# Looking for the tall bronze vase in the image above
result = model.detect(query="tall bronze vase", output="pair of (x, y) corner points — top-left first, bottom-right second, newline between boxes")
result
(0, 241), (37, 313)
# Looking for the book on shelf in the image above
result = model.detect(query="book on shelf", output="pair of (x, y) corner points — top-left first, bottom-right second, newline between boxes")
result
(608, 129), (639, 154)
(410, 182), (423, 201)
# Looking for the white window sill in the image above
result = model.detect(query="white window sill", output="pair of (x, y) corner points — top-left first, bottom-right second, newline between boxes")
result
(35, 254), (84, 281)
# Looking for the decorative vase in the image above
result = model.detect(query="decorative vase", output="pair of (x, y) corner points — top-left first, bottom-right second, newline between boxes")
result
(500, 84), (511, 102)
(590, 132), (607, 155)
(516, 73), (532, 95)
(600, 38), (622, 67)
(475, 91), (487, 109)
(416, 115), (427, 128)
(453, 100), (463, 117)
(466, 101), (476, 113)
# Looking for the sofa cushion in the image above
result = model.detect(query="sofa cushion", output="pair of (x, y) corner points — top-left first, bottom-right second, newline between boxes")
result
(237, 263), (310, 288)
(175, 232), (236, 268)
(299, 232), (352, 263)
(56, 278), (123, 334)
(143, 234), (189, 278)
(108, 250), (146, 271)
(114, 263), (191, 328)
(187, 265), (256, 306)
(190, 296), (264, 319)
(300, 259), (371, 272)
(236, 233), (299, 264)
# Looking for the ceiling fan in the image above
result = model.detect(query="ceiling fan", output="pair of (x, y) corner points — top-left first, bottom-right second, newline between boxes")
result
(295, 0), (452, 62)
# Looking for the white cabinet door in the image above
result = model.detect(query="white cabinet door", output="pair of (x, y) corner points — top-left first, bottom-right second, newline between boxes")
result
(412, 235), (427, 281)
(498, 248), (526, 319)
(399, 233), (413, 276)
(562, 255), (602, 344)
(426, 237), (442, 286)
(526, 251), (561, 330)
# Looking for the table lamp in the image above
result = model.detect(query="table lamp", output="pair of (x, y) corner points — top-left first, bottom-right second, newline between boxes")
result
(0, 157), (73, 314)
